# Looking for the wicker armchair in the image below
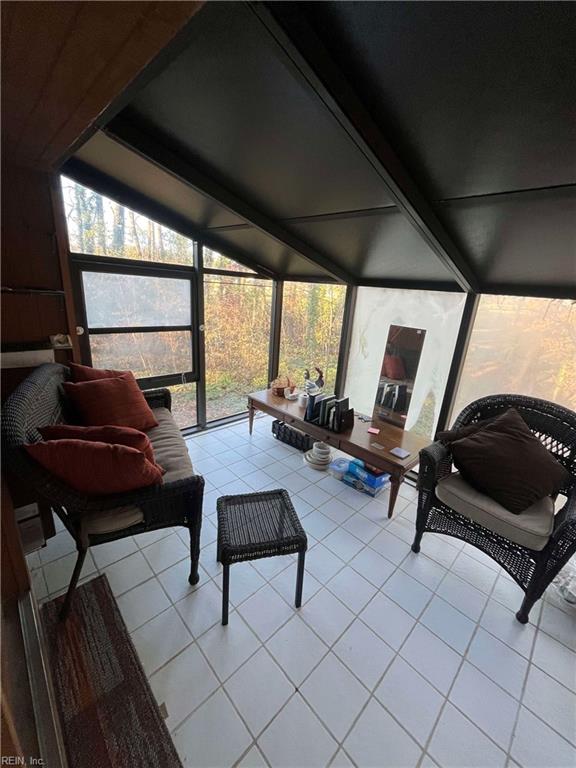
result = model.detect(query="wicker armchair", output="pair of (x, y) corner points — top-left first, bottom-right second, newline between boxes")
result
(413, 395), (576, 623)
(2, 364), (204, 618)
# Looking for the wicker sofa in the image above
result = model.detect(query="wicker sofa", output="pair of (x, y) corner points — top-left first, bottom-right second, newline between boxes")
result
(2, 363), (204, 617)
(413, 394), (576, 623)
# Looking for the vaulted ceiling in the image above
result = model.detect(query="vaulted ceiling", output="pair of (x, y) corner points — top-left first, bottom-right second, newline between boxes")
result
(64, 1), (576, 297)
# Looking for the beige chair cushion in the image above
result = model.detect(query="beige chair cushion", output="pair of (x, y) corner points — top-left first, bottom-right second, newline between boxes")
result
(83, 505), (144, 536)
(147, 407), (194, 484)
(435, 472), (554, 551)
(83, 408), (193, 539)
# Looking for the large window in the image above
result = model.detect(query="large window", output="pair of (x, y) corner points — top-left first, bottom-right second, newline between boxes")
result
(452, 295), (576, 418)
(345, 288), (467, 438)
(279, 282), (346, 392)
(204, 273), (272, 421)
(61, 177), (194, 266)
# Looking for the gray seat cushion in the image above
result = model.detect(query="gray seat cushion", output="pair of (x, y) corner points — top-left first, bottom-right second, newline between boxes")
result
(148, 407), (194, 484)
(84, 505), (144, 536)
(435, 472), (554, 551)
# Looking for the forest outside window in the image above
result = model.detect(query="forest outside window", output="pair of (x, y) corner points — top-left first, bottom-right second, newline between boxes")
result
(61, 176), (194, 266)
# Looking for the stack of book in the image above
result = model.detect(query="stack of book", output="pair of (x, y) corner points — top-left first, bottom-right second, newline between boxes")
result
(305, 394), (354, 433)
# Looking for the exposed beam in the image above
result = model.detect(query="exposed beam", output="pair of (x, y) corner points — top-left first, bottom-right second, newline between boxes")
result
(61, 158), (276, 279)
(105, 117), (354, 285)
(356, 278), (460, 293)
(268, 280), (284, 384)
(435, 292), (480, 434)
(250, 2), (479, 293)
(334, 284), (357, 398)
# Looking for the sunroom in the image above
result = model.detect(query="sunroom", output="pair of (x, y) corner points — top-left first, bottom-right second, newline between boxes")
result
(2, 2), (575, 768)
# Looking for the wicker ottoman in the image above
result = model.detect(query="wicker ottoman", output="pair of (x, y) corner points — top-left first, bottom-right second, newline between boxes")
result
(216, 489), (308, 625)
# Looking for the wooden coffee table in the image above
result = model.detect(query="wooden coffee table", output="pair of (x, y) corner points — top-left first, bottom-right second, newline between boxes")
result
(247, 389), (431, 518)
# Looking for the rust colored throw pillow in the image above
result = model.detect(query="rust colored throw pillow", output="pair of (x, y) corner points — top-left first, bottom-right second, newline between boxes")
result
(25, 440), (163, 495)
(39, 424), (157, 466)
(62, 373), (158, 431)
(383, 354), (406, 380)
(69, 362), (127, 382)
(451, 408), (570, 514)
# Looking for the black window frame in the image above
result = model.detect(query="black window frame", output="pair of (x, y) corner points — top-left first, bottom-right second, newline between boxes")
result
(70, 252), (200, 392)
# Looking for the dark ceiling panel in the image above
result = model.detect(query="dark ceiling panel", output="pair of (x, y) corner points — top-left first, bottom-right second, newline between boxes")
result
(304, 2), (576, 200)
(290, 211), (457, 283)
(438, 189), (576, 290)
(74, 132), (243, 229)
(209, 227), (323, 278)
(121, 1), (394, 219)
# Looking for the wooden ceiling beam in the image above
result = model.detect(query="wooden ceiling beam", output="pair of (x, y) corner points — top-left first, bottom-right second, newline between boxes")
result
(251, 2), (479, 293)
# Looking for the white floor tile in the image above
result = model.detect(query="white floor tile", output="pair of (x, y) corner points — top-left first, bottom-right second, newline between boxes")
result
(342, 512), (381, 544)
(467, 628), (528, 699)
(333, 619), (395, 690)
(305, 544), (345, 585)
(290, 494), (314, 519)
(417, 534), (460, 570)
(91, 536), (138, 570)
(344, 698), (422, 768)
(511, 706), (576, 768)
(135, 527), (175, 548)
(316, 474), (347, 496)
(266, 615), (328, 686)
(300, 588), (355, 646)
(149, 643), (219, 732)
(451, 551), (499, 595)
(421, 596), (476, 653)
(228, 562), (267, 607)
(281, 471), (311, 494)
(523, 666), (576, 746)
(327, 566), (377, 614)
(131, 606), (192, 676)
(540, 602), (576, 651)
(199, 517), (218, 549)
(382, 569), (433, 618)
(258, 694), (338, 768)
(197, 614), (261, 682)
(219, 478), (254, 496)
(387, 517), (417, 546)
(225, 647), (293, 735)
(400, 624), (462, 695)
(305, 486), (338, 513)
(400, 552), (447, 591)
(26, 551), (41, 571)
(157, 557), (205, 603)
(252, 554), (292, 581)
(349, 547), (396, 588)
(43, 550), (97, 595)
(330, 749), (355, 767)
(336, 485), (372, 512)
(38, 530), (77, 564)
(176, 579), (223, 638)
(479, 599), (536, 658)
(142, 533), (189, 574)
(238, 584), (294, 641)
(317, 498), (356, 525)
(450, 662), (519, 750)
(322, 528), (364, 563)
(369, 529), (410, 565)
(360, 592), (416, 650)
(430, 703), (507, 768)
(205, 467), (238, 488)
(375, 656), (444, 747)
(265, 461), (295, 481)
(173, 689), (252, 768)
(532, 630), (576, 693)
(243, 468), (274, 491)
(238, 746), (268, 768)
(270, 560), (322, 606)
(30, 568), (48, 601)
(303, 510), (339, 541)
(437, 572), (488, 622)
(301, 653), (369, 740)
(116, 577), (171, 632)
(360, 497), (390, 526)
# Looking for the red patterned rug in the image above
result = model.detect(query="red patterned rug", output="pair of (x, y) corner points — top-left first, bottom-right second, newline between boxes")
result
(42, 575), (182, 768)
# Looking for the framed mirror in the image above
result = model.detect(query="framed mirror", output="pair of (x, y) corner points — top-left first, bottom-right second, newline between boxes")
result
(373, 325), (426, 428)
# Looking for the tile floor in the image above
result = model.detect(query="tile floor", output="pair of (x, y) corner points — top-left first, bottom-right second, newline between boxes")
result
(28, 414), (576, 768)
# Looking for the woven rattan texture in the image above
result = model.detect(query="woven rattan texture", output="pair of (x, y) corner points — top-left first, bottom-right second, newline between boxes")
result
(415, 394), (576, 620)
(217, 489), (307, 565)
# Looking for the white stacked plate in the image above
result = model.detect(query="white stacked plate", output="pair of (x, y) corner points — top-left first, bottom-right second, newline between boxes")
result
(304, 441), (332, 471)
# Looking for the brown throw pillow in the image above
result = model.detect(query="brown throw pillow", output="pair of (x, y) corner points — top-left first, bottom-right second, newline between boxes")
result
(437, 417), (495, 443)
(69, 362), (127, 382)
(450, 408), (570, 514)
(39, 424), (158, 467)
(62, 373), (158, 432)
